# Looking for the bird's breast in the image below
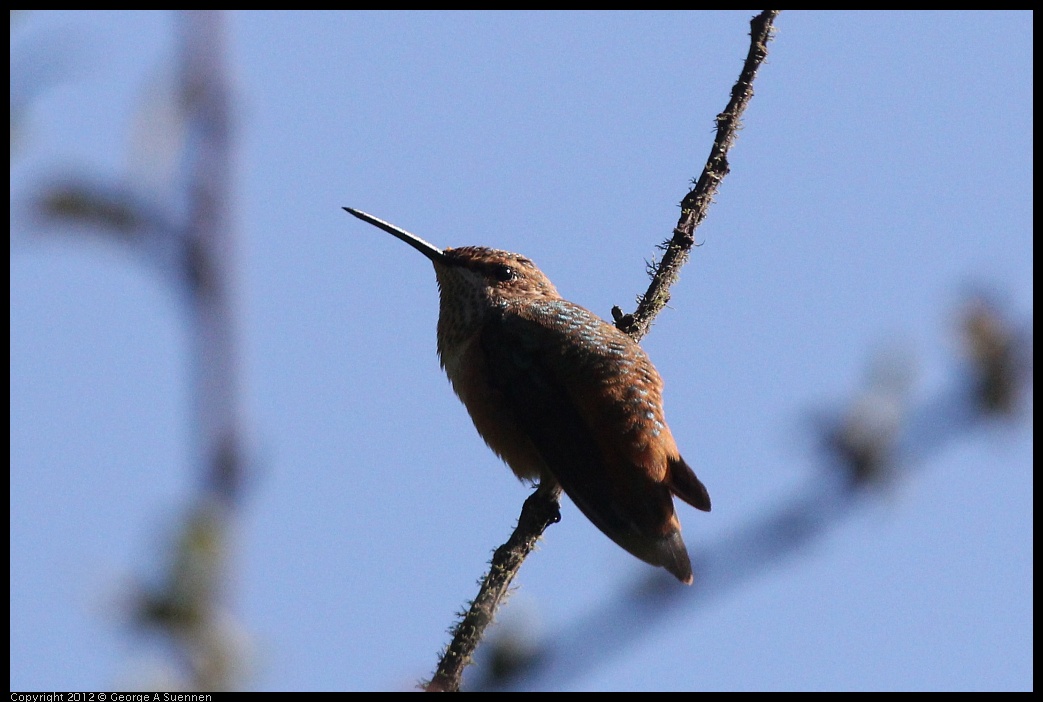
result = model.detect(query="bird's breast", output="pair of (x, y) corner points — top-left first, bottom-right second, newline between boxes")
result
(438, 324), (547, 482)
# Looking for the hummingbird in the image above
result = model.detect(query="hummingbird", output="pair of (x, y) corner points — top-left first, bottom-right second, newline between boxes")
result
(344, 207), (711, 583)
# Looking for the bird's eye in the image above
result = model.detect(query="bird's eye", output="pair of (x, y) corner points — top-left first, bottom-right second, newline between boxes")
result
(492, 264), (515, 282)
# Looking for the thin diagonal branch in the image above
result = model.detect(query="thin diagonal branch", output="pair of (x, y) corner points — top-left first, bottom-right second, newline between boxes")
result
(426, 482), (562, 692)
(427, 10), (780, 692)
(614, 9), (780, 342)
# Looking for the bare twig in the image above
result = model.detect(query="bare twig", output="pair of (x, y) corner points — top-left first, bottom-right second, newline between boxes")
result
(426, 482), (562, 692)
(426, 10), (780, 692)
(614, 9), (780, 342)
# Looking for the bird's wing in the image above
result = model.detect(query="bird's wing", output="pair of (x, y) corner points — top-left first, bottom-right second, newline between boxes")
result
(480, 301), (694, 582)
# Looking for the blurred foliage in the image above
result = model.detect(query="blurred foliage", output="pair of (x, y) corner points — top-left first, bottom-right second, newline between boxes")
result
(961, 296), (1031, 418)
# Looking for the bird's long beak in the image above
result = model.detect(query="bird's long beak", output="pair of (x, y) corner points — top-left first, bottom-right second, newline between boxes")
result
(343, 207), (450, 265)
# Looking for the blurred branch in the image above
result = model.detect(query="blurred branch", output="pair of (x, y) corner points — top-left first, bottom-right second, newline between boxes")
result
(426, 10), (781, 692)
(21, 10), (248, 690)
(127, 10), (248, 691)
(38, 180), (152, 237)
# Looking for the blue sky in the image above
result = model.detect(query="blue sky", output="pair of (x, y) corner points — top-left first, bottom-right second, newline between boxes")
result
(10, 11), (1032, 691)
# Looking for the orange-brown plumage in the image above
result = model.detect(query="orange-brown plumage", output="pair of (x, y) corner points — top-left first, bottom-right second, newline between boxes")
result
(345, 209), (710, 583)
